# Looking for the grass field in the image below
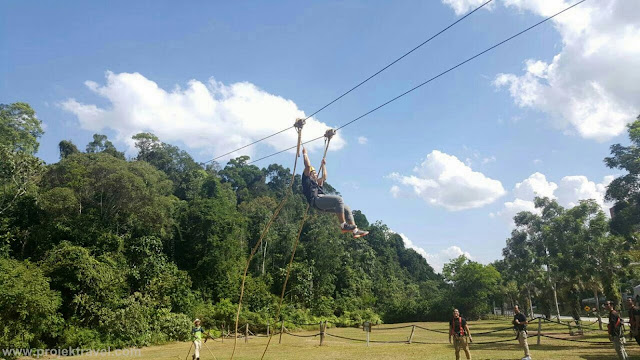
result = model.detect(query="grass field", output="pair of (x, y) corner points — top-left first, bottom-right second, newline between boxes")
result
(22, 320), (638, 360)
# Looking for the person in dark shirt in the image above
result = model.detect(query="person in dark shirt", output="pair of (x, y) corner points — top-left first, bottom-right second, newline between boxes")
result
(606, 301), (628, 360)
(626, 298), (640, 345)
(302, 147), (368, 238)
(449, 309), (472, 360)
(512, 305), (531, 360)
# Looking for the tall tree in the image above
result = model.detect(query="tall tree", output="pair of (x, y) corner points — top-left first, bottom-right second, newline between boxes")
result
(86, 134), (125, 159)
(58, 140), (80, 159)
(605, 116), (640, 240)
(0, 102), (44, 154)
(0, 103), (44, 216)
(443, 256), (501, 319)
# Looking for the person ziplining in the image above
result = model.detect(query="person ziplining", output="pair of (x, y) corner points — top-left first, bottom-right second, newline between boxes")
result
(301, 146), (369, 238)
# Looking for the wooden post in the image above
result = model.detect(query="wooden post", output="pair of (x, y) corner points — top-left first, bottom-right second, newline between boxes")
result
(267, 322), (270, 337)
(366, 326), (370, 347)
(364, 321), (371, 347)
(408, 325), (415, 344)
(279, 320), (285, 344)
(537, 317), (541, 345)
(319, 321), (325, 346)
(594, 288), (603, 330)
(245, 323), (249, 343)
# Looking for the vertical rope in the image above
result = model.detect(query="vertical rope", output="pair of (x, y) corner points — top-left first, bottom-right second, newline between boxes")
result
(230, 123), (304, 360)
(260, 134), (334, 360)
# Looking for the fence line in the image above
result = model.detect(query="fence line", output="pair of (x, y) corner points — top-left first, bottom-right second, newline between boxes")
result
(208, 317), (617, 348)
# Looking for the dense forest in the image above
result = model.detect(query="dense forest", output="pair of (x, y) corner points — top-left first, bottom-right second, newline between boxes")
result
(1, 102), (639, 354)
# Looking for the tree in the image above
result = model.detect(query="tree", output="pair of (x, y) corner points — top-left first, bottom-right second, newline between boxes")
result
(86, 134), (125, 159)
(443, 256), (501, 319)
(132, 132), (207, 200)
(58, 140), (80, 159)
(0, 102), (44, 154)
(0, 103), (44, 216)
(0, 258), (63, 352)
(605, 116), (640, 240)
(550, 200), (625, 326)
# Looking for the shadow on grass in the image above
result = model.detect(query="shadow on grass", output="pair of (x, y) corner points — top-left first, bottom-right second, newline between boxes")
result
(470, 343), (605, 351)
(579, 355), (623, 360)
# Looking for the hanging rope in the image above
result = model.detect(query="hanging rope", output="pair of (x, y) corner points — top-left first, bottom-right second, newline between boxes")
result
(260, 130), (336, 360)
(230, 118), (306, 360)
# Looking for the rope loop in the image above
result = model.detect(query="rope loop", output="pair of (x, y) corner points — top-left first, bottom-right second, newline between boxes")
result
(294, 118), (306, 130)
(324, 128), (337, 140)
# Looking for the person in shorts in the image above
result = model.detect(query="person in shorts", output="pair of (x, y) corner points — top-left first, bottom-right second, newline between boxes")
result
(302, 147), (368, 238)
(449, 309), (472, 360)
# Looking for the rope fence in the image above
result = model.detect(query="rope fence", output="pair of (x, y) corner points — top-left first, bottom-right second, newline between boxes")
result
(211, 316), (618, 348)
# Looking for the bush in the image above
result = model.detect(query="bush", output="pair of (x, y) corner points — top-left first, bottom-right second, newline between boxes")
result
(59, 326), (103, 349)
(152, 309), (191, 342)
(0, 258), (63, 354)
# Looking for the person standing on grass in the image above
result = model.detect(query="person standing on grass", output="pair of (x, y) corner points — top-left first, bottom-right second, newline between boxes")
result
(191, 319), (208, 360)
(626, 298), (640, 346)
(449, 309), (472, 360)
(513, 305), (532, 360)
(606, 301), (628, 360)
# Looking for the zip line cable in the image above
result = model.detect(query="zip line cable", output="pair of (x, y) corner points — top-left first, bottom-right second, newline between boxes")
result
(245, 0), (587, 165)
(206, 0), (493, 163)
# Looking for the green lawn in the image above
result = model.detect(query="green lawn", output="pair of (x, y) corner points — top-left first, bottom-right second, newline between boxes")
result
(25, 320), (638, 360)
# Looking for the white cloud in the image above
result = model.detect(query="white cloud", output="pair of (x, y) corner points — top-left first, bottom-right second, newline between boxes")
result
(60, 71), (345, 159)
(555, 175), (615, 209)
(389, 150), (506, 211)
(482, 156), (496, 164)
(442, 0), (495, 15)
(487, 0), (640, 141)
(490, 198), (539, 225)
(494, 172), (615, 226)
(512, 172), (557, 200)
(533, 159), (543, 165)
(397, 232), (471, 273)
(357, 136), (368, 145)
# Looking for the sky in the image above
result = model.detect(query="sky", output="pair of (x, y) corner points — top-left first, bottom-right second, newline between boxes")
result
(2, 0), (639, 273)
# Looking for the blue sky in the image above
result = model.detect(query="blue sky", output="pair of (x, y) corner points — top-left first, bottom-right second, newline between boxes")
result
(2, 0), (638, 271)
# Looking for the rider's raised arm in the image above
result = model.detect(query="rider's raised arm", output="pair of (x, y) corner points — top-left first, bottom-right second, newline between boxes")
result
(303, 147), (312, 176)
(318, 159), (327, 186)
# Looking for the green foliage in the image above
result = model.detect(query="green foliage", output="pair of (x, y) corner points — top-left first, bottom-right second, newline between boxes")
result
(0, 258), (63, 351)
(86, 134), (125, 160)
(605, 117), (640, 239)
(0, 104), (44, 217)
(132, 132), (207, 200)
(58, 140), (80, 159)
(443, 256), (501, 319)
(0, 102), (44, 154)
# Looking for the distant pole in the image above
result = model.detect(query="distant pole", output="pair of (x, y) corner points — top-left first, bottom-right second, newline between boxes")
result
(279, 320), (285, 344)
(245, 323), (249, 343)
(364, 321), (371, 347)
(221, 323), (224, 343)
(537, 317), (542, 345)
(320, 321), (326, 346)
(408, 325), (415, 344)
(267, 322), (270, 337)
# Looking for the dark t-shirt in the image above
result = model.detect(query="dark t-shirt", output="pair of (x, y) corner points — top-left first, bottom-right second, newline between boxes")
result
(449, 317), (467, 336)
(609, 310), (622, 336)
(513, 313), (527, 331)
(628, 307), (640, 323)
(302, 173), (324, 203)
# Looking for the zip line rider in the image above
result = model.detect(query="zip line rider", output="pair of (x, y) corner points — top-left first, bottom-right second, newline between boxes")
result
(302, 147), (368, 238)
